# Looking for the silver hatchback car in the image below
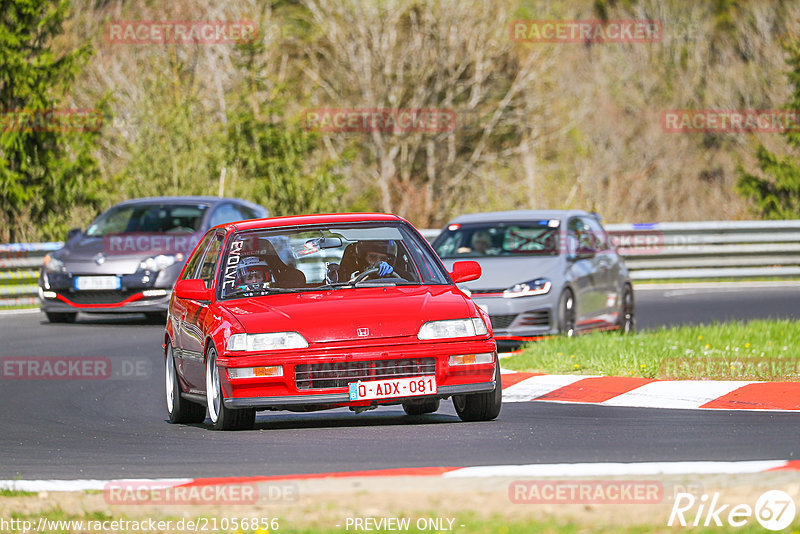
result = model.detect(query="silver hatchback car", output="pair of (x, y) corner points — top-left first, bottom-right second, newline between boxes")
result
(38, 196), (268, 323)
(432, 210), (634, 349)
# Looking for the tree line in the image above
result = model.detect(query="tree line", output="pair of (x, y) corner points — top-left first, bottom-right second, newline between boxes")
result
(1, 0), (799, 243)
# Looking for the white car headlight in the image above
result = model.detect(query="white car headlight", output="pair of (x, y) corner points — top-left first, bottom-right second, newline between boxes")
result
(226, 332), (309, 352)
(139, 254), (180, 272)
(43, 254), (65, 273)
(503, 278), (551, 298)
(417, 318), (488, 340)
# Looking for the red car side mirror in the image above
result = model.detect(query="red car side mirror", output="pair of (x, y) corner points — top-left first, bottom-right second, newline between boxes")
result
(174, 279), (211, 301)
(450, 261), (481, 283)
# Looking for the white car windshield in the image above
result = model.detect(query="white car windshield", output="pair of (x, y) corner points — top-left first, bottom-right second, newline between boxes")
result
(85, 203), (208, 237)
(434, 221), (561, 258)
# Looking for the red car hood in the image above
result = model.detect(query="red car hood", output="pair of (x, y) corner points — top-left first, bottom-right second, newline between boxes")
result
(218, 286), (472, 343)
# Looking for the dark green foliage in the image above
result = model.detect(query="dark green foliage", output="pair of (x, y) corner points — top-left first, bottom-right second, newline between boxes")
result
(737, 146), (800, 219)
(736, 29), (800, 219)
(0, 0), (105, 242)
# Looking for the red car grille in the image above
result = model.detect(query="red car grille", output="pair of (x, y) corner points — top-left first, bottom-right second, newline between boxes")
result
(295, 358), (436, 390)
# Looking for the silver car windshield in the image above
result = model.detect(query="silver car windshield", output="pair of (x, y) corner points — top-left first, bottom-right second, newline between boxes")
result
(85, 204), (208, 237)
(434, 222), (560, 258)
(219, 222), (450, 299)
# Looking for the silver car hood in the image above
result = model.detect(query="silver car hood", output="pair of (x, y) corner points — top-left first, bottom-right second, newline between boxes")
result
(441, 256), (562, 291)
(56, 234), (199, 275)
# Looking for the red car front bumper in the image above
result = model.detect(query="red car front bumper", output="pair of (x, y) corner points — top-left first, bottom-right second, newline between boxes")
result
(216, 338), (497, 410)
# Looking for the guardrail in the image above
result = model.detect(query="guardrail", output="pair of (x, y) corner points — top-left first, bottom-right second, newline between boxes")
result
(2, 220), (799, 310)
(604, 220), (800, 280)
(422, 220), (800, 280)
(0, 243), (61, 309)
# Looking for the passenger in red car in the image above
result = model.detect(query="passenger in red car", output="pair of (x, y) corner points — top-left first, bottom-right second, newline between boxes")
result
(235, 257), (272, 294)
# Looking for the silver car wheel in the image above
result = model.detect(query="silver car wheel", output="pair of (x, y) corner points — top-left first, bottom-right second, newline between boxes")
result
(165, 344), (175, 414)
(620, 286), (635, 334)
(205, 348), (221, 424)
(560, 290), (576, 337)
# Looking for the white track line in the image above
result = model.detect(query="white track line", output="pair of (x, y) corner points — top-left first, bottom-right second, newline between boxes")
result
(443, 460), (790, 478)
(0, 308), (40, 316)
(501, 374), (597, 403)
(2, 460), (792, 492)
(600, 380), (754, 409)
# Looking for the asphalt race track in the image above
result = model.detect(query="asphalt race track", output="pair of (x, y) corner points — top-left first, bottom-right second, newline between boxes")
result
(1, 284), (798, 480)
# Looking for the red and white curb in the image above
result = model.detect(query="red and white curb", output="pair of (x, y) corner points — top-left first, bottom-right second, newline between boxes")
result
(2, 460), (799, 492)
(500, 370), (800, 411)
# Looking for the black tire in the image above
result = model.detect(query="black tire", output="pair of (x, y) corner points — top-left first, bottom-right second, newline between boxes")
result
(618, 284), (635, 334)
(402, 398), (440, 415)
(45, 311), (77, 323)
(165, 343), (205, 424)
(205, 346), (255, 431)
(557, 289), (576, 337)
(453, 360), (502, 422)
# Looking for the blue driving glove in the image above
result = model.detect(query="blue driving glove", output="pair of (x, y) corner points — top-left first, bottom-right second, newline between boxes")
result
(378, 261), (394, 277)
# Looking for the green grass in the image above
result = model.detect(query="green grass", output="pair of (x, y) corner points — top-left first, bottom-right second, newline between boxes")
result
(0, 488), (35, 497)
(503, 319), (800, 380)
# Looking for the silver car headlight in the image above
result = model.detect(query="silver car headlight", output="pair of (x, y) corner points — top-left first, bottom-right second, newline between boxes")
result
(43, 254), (65, 273)
(139, 254), (180, 272)
(417, 318), (488, 340)
(503, 278), (551, 298)
(226, 332), (309, 352)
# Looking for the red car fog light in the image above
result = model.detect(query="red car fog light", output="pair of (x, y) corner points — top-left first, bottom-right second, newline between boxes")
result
(228, 366), (283, 379)
(449, 353), (495, 366)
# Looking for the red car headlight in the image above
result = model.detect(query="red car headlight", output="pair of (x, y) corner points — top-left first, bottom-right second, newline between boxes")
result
(417, 318), (488, 340)
(226, 332), (308, 352)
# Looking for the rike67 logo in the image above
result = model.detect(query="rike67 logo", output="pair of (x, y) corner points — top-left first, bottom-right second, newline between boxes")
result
(669, 490), (796, 531)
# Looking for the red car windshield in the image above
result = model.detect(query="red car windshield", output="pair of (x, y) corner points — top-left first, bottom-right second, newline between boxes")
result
(219, 222), (449, 299)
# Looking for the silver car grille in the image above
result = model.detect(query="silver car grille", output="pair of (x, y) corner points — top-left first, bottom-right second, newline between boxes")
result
(490, 314), (517, 329)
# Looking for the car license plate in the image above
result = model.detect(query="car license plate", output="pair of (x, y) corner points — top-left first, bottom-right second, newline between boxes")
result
(74, 276), (121, 291)
(348, 375), (436, 401)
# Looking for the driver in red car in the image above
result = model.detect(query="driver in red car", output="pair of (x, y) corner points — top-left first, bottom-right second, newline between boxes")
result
(351, 240), (397, 279)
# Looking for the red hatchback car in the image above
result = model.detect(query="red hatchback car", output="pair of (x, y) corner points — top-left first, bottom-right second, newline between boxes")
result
(164, 213), (501, 430)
